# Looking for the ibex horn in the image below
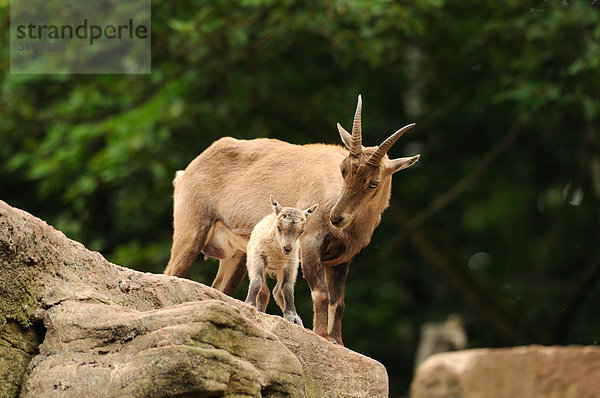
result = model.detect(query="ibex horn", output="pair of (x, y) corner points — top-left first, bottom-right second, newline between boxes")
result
(350, 95), (363, 157)
(367, 123), (416, 167)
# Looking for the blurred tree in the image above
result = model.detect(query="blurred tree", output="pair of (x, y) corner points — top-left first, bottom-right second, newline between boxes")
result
(1, 0), (599, 396)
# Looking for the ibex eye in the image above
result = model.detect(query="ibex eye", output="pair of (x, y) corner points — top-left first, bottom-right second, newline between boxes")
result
(369, 181), (379, 189)
(277, 226), (282, 232)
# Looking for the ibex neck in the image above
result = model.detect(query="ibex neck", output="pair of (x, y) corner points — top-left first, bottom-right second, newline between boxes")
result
(334, 180), (392, 260)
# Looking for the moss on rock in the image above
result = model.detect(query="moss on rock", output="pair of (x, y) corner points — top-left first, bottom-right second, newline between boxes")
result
(0, 322), (44, 397)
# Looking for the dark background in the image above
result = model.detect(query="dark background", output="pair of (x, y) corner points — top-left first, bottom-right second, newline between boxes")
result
(1, 1), (599, 396)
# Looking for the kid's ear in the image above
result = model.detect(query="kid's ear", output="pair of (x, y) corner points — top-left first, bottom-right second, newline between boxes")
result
(270, 195), (282, 215)
(303, 203), (319, 218)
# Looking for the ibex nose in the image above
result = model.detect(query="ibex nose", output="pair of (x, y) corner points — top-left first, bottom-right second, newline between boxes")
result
(330, 215), (343, 226)
(283, 245), (293, 254)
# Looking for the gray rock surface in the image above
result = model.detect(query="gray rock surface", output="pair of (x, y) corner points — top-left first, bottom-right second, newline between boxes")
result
(411, 345), (600, 398)
(0, 200), (389, 397)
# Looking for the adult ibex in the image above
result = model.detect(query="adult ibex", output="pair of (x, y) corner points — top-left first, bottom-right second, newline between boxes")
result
(165, 95), (420, 345)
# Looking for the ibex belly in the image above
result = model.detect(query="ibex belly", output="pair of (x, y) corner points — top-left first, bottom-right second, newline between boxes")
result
(202, 221), (248, 260)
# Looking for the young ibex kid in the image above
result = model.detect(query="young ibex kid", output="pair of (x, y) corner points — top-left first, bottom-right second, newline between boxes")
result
(245, 195), (318, 326)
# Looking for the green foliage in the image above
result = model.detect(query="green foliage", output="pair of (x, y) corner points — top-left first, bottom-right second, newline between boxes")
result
(1, 1), (600, 395)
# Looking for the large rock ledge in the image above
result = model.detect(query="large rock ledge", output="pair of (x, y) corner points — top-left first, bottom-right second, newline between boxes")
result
(0, 200), (388, 397)
(411, 345), (600, 398)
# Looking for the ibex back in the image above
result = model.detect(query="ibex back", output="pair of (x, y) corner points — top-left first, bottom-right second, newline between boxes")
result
(165, 95), (420, 345)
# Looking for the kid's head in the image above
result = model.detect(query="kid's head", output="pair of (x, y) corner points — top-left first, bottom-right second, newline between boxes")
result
(270, 195), (318, 255)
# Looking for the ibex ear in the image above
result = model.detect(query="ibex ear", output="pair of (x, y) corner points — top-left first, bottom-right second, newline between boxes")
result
(337, 123), (367, 153)
(303, 204), (319, 218)
(337, 123), (353, 150)
(270, 195), (282, 215)
(386, 155), (420, 174)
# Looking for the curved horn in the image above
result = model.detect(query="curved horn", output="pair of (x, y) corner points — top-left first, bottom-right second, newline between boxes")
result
(350, 95), (363, 156)
(367, 123), (416, 167)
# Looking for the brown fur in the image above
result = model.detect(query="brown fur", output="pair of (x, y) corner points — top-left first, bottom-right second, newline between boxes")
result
(164, 96), (419, 345)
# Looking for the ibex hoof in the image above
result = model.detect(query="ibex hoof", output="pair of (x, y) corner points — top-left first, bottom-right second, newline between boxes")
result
(318, 333), (342, 345)
(284, 313), (304, 328)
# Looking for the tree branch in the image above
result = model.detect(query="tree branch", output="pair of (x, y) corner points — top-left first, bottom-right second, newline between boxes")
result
(390, 206), (547, 345)
(380, 120), (522, 263)
(405, 121), (522, 233)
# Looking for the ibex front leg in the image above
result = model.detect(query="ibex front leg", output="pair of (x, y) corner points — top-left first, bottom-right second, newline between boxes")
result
(300, 247), (330, 341)
(325, 261), (349, 345)
(245, 257), (266, 309)
(273, 264), (303, 327)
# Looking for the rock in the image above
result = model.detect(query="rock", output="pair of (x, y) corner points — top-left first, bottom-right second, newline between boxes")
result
(0, 200), (388, 398)
(0, 321), (43, 397)
(22, 300), (304, 397)
(411, 345), (600, 398)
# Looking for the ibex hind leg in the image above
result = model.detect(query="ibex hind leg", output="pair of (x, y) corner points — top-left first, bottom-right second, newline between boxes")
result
(272, 277), (285, 310)
(212, 250), (247, 295)
(256, 282), (271, 312)
(164, 197), (211, 277)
